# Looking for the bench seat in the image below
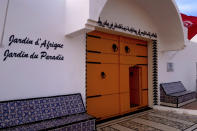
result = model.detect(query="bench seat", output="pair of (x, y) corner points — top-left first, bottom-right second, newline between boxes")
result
(0, 93), (95, 131)
(170, 91), (195, 97)
(2, 113), (94, 131)
(160, 81), (196, 107)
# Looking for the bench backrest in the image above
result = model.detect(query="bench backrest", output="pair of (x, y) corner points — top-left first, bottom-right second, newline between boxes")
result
(160, 81), (186, 95)
(0, 93), (85, 129)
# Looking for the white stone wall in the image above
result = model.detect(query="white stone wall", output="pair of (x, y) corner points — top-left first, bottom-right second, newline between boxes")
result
(0, 0), (193, 108)
(158, 40), (197, 92)
(99, 0), (157, 36)
(0, 0), (86, 102)
(0, 0), (8, 47)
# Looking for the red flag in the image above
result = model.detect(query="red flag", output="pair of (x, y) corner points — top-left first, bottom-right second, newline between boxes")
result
(181, 13), (197, 40)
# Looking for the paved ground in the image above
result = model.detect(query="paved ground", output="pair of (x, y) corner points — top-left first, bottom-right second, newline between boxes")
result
(97, 109), (197, 131)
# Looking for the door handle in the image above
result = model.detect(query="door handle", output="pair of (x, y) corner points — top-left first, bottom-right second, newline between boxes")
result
(101, 72), (106, 79)
(125, 46), (130, 53)
(112, 44), (118, 52)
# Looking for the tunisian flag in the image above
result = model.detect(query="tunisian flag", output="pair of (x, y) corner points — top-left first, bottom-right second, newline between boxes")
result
(181, 13), (197, 40)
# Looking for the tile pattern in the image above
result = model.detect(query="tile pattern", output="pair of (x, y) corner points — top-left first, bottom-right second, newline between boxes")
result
(118, 120), (162, 131)
(160, 87), (177, 104)
(97, 110), (197, 131)
(152, 39), (158, 105)
(177, 93), (196, 103)
(160, 82), (196, 106)
(160, 81), (186, 94)
(3, 113), (93, 131)
(98, 127), (120, 131)
(53, 119), (95, 131)
(138, 114), (190, 130)
(0, 94), (95, 130)
(153, 110), (197, 123)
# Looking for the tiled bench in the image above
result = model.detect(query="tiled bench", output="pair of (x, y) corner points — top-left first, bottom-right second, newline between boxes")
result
(160, 81), (196, 107)
(0, 93), (95, 131)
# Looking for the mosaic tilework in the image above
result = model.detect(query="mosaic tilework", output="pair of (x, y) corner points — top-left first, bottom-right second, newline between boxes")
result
(160, 87), (177, 104)
(161, 82), (186, 94)
(118, 120), (162, 131)
(0, 94), (95, 130)
(138, 113), (190, 130)
(2, 113), (94, 131)
(153, 110), (197, 123)
(160, 82), (196, 106)
(101, 127), (120, 131)
(53, 119), (95, 131)
(98, 126), (121, 131)
(152, 40), (158, 105)
(177, 92), (196, 103)
(97, 109), (197, 131)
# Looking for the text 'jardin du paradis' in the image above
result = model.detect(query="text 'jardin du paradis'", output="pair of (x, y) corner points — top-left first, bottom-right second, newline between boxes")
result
(3, 35), (64, 61)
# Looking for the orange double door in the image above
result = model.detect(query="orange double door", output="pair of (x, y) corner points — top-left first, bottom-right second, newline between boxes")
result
(86, 31), (148, 120)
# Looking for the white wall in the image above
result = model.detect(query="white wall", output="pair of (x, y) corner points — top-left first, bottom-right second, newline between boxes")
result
(65, 0), (89, 35)
(1, 0), (194, 108)
(135, 0), (185, 51)
(99, 0), (157, 36)
(0, 0), (86, 102)
(89, 0), (107, 21)
(158, 26), (197, 93)
(191, 35), (197, 43)
(0, 0), (8, 47)
(158, 40), (197, 92)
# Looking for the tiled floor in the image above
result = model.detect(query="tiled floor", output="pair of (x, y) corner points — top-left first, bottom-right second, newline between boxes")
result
(97, 109), (197, 131)
(182, 100), (197, 110)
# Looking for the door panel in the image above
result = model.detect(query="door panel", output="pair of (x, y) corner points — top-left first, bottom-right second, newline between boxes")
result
(120, 93), (130, 113)
(129, 66), (141, 107)
(120, 42), (147, 56)
(120, 37), (147, 56)
(87, 52), (119, 64)
(141, 90), (148, 106)
(88, 31), (119, 41)
(135, 44), (148, 56)
(120, 55), (136, 65)
(87, 31), (149, 120)
(120, 41), (135, 56)
(120, 65), (130, 93)
(87, 63), (119, 96)
(87, 94), (119, 118)
(87, 37), (119, 55)
(139, 65), (148, 89)
(120, 56), (148, 65)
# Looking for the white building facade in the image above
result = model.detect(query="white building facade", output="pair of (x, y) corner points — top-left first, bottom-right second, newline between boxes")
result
(0, 0), (195, 119)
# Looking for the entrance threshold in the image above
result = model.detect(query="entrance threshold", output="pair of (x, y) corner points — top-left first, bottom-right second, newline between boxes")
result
(96, 107), (152, 124)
